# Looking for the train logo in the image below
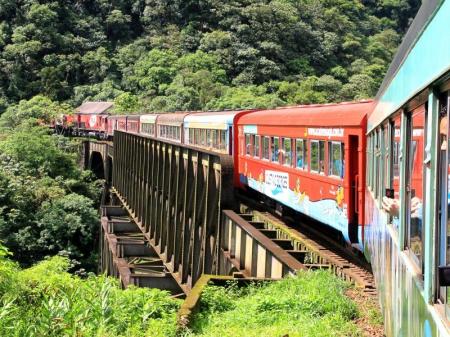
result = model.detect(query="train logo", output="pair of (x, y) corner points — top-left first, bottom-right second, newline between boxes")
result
(265, 170), (289, 196)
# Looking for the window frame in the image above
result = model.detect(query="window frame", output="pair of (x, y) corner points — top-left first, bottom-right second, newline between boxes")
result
(245, 134), (252, 156)
(328, 141), (344, 179)
(254, 135), (260, 158)
(262, 136), (270, 160)
(271, 136), (280, 163)
(310, 140), (326, 174)
(282, 137), (292, 167)
(404, 106), (426, 273)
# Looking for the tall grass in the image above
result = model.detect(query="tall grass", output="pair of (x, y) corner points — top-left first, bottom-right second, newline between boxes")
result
(0, 251), (181, 337)
(183, 271), (362, 337)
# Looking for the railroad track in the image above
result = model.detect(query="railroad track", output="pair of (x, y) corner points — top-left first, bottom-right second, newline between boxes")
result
(234, 193), (376, 295)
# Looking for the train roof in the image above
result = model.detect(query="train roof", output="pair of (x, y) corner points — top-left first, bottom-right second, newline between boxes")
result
(370, 0), (445, 131)
(157, 112), (190, 125)
(76, 101), (114, 115)
(237, 101), (372, 127)
(184, 110), (252, 129)
(140, 114), (158, 123)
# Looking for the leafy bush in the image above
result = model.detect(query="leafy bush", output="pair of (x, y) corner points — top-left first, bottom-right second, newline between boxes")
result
(0, 104), (102, 270)
(0, 252), (181, 337)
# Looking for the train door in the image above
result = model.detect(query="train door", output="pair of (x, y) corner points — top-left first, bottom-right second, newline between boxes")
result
(348, 135), (359, 241)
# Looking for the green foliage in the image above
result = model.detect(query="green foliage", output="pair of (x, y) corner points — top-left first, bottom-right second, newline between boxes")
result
(0, 254), (180, 337)
(0, 95), (71, 129)
(113, 92), (140, 114)
(184, 271), (361, 337)
(0, 0), (419, 108)
(0, 96), (102, 270)
(206, 85), (283, 110)
(0, 125), (76, 177)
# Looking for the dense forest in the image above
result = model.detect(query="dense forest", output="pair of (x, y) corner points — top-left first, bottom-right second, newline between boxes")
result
(0, 0), (420, 113)
(0, 98), (102, 270)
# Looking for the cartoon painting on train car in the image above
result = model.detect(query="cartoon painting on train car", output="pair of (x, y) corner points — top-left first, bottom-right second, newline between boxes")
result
(245, 168), (350, 240)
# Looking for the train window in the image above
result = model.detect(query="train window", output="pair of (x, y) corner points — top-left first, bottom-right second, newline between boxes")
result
(374, 129), (381, 198)
(311, 140), (325, 174)
(250, 135), (255, 155)
(254, 136), (260, 158)
(295, 139), (308, 170)
(263, 136), (270, 160)
(328, 142), (344, 178)
(437, 91), (450, 309)
(220, 130), (227, 151)
(381, 115), (401, 229)
(195, 129), (200, 145)
(282, 138), (292, 166)
(206, 129), (210, 147)
(211, 130), (217, 148)
(271, 137), (280, 163)
(202, 129), (207, 146)
(384, 123), (391, 191)
(406, 106), (426, 270)
(245, 134), (252, 155)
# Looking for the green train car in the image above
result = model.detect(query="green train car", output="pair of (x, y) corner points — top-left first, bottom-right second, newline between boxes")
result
(366, 1), (450, 335)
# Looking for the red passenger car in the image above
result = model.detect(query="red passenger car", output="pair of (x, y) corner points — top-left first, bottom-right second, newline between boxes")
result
(126, 115), (140, 134)
(236, 101), (373, 245)
(116, 116), (128, 132)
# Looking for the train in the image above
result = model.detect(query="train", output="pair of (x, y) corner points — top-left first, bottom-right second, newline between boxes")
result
(54, 1), (450, 335)
(56, 101), (372, 249)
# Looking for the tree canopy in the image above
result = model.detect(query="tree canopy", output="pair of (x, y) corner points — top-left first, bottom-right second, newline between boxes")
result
(0, 98), (102, 270)
(0, 0), (420, 112)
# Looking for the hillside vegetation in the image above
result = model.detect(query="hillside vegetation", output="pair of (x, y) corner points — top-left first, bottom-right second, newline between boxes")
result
(0, 99), (102, 270)
(0, 246), (181, 337)
(0, 0), (420, 112)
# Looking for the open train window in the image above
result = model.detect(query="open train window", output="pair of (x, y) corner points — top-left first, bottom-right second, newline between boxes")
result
(374, 129), (382, 199)
(254, 136), (260, 158)
(245, 134), (252, 155)
(282, 138), (292, 166)
(271, 137), (280, 163)
(263, 136), (270, 160)
(405, 105), (426, 271)
(311, 140), (325, 174)
(219, 130), (226, 151)
(206, 129), (211, 147)
(328, 142), (344, 178)
(295, 139), (308, 170)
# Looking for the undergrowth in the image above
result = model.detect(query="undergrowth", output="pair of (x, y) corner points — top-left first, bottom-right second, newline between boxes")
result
(183, 271), (362, 337)
(0, 248), (181, 337)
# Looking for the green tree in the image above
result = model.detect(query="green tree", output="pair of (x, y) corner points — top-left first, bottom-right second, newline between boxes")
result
(113, 92), (140, 114)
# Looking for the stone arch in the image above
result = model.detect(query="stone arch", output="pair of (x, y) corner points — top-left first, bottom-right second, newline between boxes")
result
(89, 151), (105, 180)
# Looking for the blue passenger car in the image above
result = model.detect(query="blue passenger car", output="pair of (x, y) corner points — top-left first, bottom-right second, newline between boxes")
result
(366, 1), (450, 335)
(183, 111), (252, 155)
